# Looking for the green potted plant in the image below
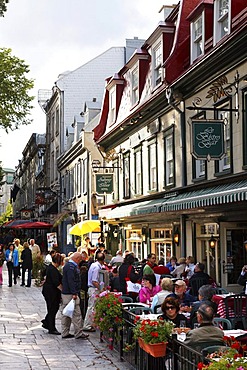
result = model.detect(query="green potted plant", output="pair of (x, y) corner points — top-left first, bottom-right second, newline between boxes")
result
(131, 317), (174, 357)
(94, 291), (123, 349)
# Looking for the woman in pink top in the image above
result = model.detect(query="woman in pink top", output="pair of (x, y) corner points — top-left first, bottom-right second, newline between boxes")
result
(139, 274), (161, 304)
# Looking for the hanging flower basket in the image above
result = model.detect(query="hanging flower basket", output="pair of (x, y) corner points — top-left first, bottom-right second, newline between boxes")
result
(138, 338), (167, 357)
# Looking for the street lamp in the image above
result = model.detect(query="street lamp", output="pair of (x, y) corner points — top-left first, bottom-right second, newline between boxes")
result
(209, 234), (217, 248)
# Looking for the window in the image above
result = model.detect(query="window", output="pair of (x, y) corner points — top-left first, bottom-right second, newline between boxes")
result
(55, 107), (59, 135)
(192, 112), (206, 180)
(82, 158), (87, 194)
(214, 0), (230, 45)
(134, 146), (142, 195)
(112, 159), (119, 201)
(51, 113), (55, 140)
(148, 139), (157, 191)
(191, 14), (204, 62)
(164, 133), (174, 187)
(215, 102), (232, 174)
(109, 88), (116, 125)
(123, 152), (130, 198)
(131, 67), (138, 105)
(153, 43), (162, 86)
(76, 161), (81, 196)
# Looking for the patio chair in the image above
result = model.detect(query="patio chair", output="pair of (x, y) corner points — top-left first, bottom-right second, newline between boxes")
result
(153, 304), (162, 314)
(119, 295), (133, 303)
(213, 317), (232, 330)
(214, 287), (229, 294)
(190, 277), (209, 298)
(202, 345), (230, 364)
(129, 306), (153, 315)
(224, 293), (247, 329)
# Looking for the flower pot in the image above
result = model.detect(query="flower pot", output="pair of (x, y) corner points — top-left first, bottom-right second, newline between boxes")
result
(138, 338), (167, 357)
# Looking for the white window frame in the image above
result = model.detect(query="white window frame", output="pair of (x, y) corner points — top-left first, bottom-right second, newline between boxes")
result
(195, 159), (206, 178)
(213, 0), (230, 45)
(148, 140), (157, 191)
(165, 134), (174, 186)
(134, 147), (142, 195)
(109, 87), (116, 125)
(131, 66), (139, 105)
(153, 42), (162, 87)
(190, 13), (205, 63)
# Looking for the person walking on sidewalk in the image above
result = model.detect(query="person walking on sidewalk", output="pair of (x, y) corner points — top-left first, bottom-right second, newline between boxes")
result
(21, 242), (33, 287)
(82, 252), (105, 332)
(0, 245), (5, 285)
(61, 252), (89, 339)
(5, 242), (19, 287)
(41, 253), (63, 335)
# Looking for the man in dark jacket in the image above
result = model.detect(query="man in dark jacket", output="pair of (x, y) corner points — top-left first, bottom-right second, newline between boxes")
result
(189, 262), (211, 297)
(61, 252), (89, 339)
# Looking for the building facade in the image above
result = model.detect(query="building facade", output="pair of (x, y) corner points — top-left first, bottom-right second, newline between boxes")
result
(94, 0), (247, 291)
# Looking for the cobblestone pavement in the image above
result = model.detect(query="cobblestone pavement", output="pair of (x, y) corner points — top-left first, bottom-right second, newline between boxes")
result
(0, 265), (130, 370)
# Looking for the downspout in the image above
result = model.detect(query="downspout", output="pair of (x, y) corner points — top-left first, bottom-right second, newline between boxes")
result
(166, 87), (187, 257)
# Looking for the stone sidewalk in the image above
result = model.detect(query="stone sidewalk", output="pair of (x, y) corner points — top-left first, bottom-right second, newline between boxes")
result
(0, 265), (131, 370)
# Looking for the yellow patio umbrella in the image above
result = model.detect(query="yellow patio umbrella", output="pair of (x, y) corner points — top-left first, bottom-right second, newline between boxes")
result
(69, 220), (101, 236)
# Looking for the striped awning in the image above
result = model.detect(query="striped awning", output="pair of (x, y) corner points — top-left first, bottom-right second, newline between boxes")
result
(162, 180), (247, 212)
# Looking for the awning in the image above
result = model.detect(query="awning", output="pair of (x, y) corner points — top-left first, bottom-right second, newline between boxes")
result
(131, 198), (164, 216)
(162, 180), (247, 212)
(107, 200), (151, 219)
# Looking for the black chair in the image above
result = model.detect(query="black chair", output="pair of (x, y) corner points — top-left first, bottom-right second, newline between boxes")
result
(153, 304), (162, 314)
(213, 317), (232, 330)
(119, 295), (133, 303)
(160, 274), (173, 279)
(224, 293), (247, 329)
(129, 307), (153, 315)
(190, 278), (209, 298)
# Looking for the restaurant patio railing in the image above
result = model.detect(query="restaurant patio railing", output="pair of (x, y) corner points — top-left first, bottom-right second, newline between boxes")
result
(100, 308), (205, 370)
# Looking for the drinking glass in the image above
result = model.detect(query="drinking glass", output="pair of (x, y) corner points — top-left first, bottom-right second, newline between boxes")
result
(193, 323), (200, 329)
(180, 320), (186, 329)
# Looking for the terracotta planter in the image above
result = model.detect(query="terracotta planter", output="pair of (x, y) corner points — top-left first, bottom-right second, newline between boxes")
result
(138, 338), (167, 357)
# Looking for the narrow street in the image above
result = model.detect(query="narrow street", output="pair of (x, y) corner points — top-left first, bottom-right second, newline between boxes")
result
(0, 265), (129, 370)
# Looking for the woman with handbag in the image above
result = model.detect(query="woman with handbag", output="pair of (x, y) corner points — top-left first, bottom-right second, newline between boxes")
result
(41, 253), (63, 335)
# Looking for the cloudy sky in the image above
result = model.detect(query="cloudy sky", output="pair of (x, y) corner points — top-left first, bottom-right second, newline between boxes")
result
(0, 0), (176, 169)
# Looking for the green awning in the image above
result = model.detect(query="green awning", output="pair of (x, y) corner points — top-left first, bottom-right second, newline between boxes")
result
(130, 198), (164, 216)
(162, 180), (247, 212)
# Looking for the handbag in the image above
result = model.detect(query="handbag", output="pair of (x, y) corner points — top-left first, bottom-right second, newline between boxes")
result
(62, 298), (75, 318)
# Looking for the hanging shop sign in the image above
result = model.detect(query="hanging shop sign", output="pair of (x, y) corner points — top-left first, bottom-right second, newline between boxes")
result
(190, 119), (225, 160)
(95, 173), (113, 194)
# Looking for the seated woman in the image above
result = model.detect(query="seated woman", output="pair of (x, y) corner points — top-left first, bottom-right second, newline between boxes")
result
(139, 274), (161, 304)
(160, 296), (191, 328)
(151, 277), (176, 313)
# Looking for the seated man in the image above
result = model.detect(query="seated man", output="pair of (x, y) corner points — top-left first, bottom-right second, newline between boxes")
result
(174, 279), (196, 312)
(190, 285), (218, 326)
(184, 303), (224, 352)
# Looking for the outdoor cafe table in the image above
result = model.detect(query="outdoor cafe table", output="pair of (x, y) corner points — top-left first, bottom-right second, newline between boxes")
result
(212, 293), (247, 318)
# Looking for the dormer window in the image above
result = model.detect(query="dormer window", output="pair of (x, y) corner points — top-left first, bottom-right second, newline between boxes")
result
(153, 43), (162, 86)
(109, 87), (116, 125)
(191, 13), (204, 62)
(214, 0), (230, 45)
(131, 66), (139, 105)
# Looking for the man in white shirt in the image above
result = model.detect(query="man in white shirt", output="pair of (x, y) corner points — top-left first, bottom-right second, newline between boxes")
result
(29, 239), (41, 260)
(82, 252), (105, 331)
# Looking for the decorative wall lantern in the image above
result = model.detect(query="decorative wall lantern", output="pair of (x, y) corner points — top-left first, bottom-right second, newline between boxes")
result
(173, 227), (180, 245)
(209, 234), (217, 248)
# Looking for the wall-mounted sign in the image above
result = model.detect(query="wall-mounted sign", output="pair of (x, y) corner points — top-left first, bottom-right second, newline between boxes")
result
(95, 173), (113, 194)
(190, 119), (225, 160)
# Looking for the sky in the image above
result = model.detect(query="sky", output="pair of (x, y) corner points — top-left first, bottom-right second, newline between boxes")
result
(0, 0), (177, 170)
